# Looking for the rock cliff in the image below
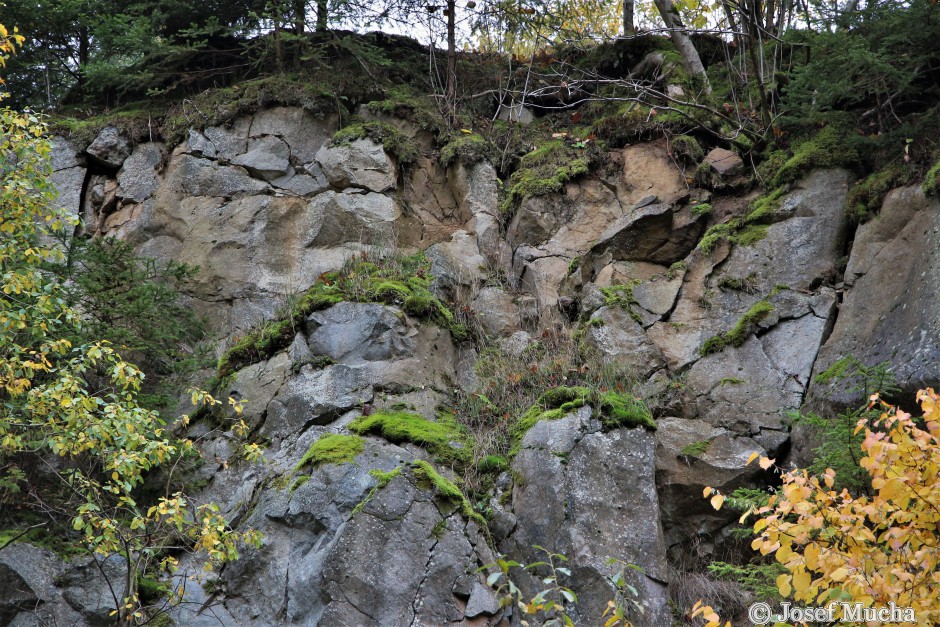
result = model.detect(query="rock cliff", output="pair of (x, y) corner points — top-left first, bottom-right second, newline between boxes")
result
(6, 105), (938, 626)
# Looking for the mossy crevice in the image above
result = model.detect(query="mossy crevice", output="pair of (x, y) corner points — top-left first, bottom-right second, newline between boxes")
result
(410, 460), (485, 524)
(601, 281), (643, 324)
(700, 300), (774, 356)
(509, 386), (655, 455)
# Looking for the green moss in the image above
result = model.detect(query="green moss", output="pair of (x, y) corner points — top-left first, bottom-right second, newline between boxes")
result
(847, 164), (914, 222)
(567, 256), (581, 275)
(410, 460), (484, 524)
(671, 135), (704, 166)
(510, 386), (592, 450)
(500, 140), (597, 214)
(49, 106), (167, 150)
(697, 221), (737, 253)
(697, 219), (768, 254)
(719, 377), (746, 385)
(598, 392), (656, 430)
(477, 455), (509, 474)
(679, 439), (711, 458)
(366, 86), (448, 138)
(440, 133), (496, 167)
(734, 224), (769, 247)
(744, 187), (786, 224)
(288, 475), (310, 493)
(770, 126), (860, 188)
(332, 119), (418, 165)
(667, 261), (688, 279)
(601, 282), (643, 323)
(217, 251), (460, 377)
(0, 524), (86, 560)
(349, 411), (470, 465)
(296, 434), (365, 470)
(923, 160), (940, 197)
(137, 573), (171, 606)
(353, 466), (403, 515)
(690, 202), (713, 217)
(700, 300), (774, 356)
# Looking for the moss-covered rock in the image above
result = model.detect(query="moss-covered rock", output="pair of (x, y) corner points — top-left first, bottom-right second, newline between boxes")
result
(216, 251), (460, 378)
(349, 411), (470, 465)
(500, 140), (600, 213)
(332, 119), (418, 165)
(296, 434), (365, 470)
(846, 164), (914, 222)
(700, 300), (774, 355)
(440, 132), (496, 168)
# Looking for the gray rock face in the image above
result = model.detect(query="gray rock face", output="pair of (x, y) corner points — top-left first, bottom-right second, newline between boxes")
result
(585, 306), (666, 377)
(427, 229), (487, 300)
(306, 302), (415, 363)
(0, 543), (127, 627)
(49, 137), (86, 221)
(220, 453), (502, 626)
(471, 287), (521, 337)
(503, 410), (671, 626)
(46, 103), (940, 626)
(809, 185), (940, 407)
(656, 418), (765, 554)
(232, 135), (291, 181)
(316, 138), (397, 192)
(86, 126), (132, 168)
(117, 142), (163, 202)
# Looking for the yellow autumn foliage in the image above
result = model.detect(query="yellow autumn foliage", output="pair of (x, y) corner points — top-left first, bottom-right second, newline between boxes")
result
(708, 389), (940, 624)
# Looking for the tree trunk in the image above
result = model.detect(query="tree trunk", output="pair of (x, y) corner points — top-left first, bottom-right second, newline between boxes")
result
(623, 0), (635, 34)
(653, 0), (711, 93)
(446, 0), (457, 115)
(316, 0), (328, 31)
(294, 0), (306, 34)
(272, 1), (284, 73)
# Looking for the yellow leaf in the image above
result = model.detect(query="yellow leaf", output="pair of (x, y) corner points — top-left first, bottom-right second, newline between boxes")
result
(792, 570), (811, 595)
(710, 494), (725, 510)
(777, 574), (792, 597)
(759, 456), (775, 470)
(703, 486), (713, 497)
(746, 451), (760, 465)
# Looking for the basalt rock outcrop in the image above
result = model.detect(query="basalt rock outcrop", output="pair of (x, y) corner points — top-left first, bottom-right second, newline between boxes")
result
(10, 106), (934, 626)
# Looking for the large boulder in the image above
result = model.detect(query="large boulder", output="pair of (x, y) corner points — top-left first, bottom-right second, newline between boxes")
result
(215, 442), (502, 626)
(808, 185), (940, 408)
(86, 126), (132, 169)
(315, 138), (397, 192)
(502, 409), (671, 626)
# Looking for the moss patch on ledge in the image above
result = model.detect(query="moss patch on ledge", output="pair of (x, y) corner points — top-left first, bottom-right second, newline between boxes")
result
(508, 386), (655, 455)
(296, 434), (365, 470)
(440, 132), (497, 168)
(216, 251), (460, 378)
(332, 119), (418, 165)
(349, 410), (471, 465)
(696, 219), (770, 254)
(700, 300), (774, 356)
(499, 139), (600, 214)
